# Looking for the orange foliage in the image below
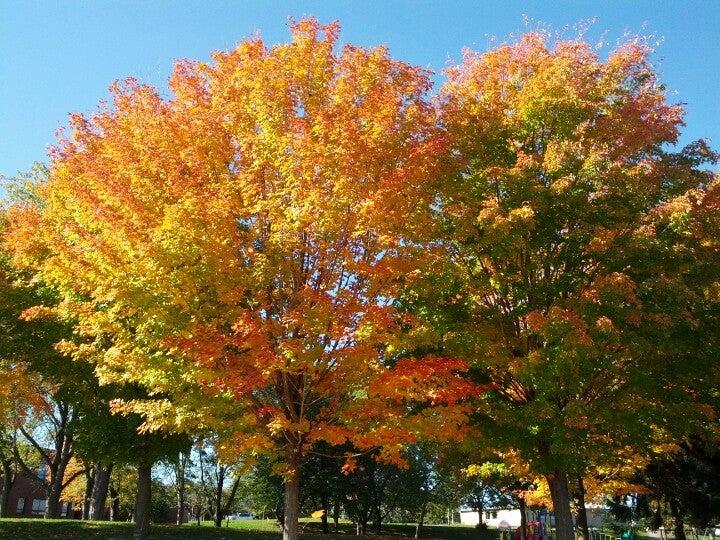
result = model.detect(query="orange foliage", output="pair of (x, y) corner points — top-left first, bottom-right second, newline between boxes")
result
(5, 19), (472, 478)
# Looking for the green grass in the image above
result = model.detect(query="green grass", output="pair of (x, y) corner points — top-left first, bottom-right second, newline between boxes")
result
(0, 518), (494, 540)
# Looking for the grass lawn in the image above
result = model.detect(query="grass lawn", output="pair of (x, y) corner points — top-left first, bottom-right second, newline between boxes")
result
(0, 518), (496, 540)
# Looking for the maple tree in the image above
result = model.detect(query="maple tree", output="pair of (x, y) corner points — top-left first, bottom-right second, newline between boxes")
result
(408, 30), (720, 540)
(3, 170), (183, 529)
(5, 19), (473, 540)
(0, 244), (75, 518)
(4, 17), (719, 539)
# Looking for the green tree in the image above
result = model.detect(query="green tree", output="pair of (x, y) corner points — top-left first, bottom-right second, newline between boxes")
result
(422, 31), (720, 540)
(628, 438), (720, 540)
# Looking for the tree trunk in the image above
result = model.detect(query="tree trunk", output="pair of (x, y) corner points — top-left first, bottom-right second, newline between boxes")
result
(574, 476), (589, 540)
(321, 492), (329, 533)
(212, 463), (224, 527)
(82, 466), (95, 520)
(282, 456), (301, 540)
(109, 485), (119, 521)
(670, 499), (687, 540)
(373, 506), (383, 534)
(519, 496), (528, 540)
(475, 503), (484, 529)
(90, 464), (113, 520)
(134, 463), (152, 540)
(45, 437), (74, 518)
(221, 475), (241, 526)
(177, 483), (185, 525)
(373, 474), (389, 535)
(333, 497), (340, 533)
(176, 458), (186, 525)
(44, 446), (72, 519)
(213, 475), (224, 527)
(546, 471), (574, 540)
(45, 471), (65, 519)
(415, 498), (428, 539)
(0, 455), (15, 518)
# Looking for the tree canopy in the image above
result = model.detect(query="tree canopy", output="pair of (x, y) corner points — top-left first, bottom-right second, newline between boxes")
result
(2, 19), (719, 540)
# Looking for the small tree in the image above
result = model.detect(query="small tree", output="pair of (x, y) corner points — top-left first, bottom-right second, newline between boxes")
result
(195, 438), (242, 527)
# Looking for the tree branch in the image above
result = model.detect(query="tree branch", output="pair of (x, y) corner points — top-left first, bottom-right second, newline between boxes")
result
(61, 467), (86, 490)
(18, 425), (52, 465)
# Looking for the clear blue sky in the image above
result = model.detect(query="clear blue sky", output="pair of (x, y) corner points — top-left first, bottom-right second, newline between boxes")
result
(1, 0), (719, 178)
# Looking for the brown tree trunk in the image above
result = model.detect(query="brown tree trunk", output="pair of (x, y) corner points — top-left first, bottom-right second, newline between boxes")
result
(546, 471), (574, 540)
(82, 466), (95, 520)
(519, 496), (528, 540)
(282, 454), (301, 540)
(333, 496), (340, 533)
(219, 475), (241, 527)
(134, 463), (152, 540)
(670, 499), (687, 540)
(475, 502), (484, 529)
(0, 455), (15, 518)
(177, 483), (185, 525)
(373, 506), (383, 534)
(415, 498), (428, 539)
(17, 402), (76, 520)
(176, 454), (186, 525)
(44, 449), (72, 519)
(109, 485), (119, 521)
(90, 464), (113, 520)
(574, 476), (589, 540)
(321, 492), (329, 533)
(213, 471), (224, 527)
(46, 463), (68, 519)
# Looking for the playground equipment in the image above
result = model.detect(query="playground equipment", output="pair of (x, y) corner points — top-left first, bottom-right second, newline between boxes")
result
(514, 520), (544, 540)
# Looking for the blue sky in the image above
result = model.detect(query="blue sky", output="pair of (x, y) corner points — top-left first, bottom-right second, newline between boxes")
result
(1, 0), (719, 178)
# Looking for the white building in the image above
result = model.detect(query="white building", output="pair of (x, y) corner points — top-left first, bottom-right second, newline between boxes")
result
(459, 507), (533, 528)
(459, 506), (609, 529)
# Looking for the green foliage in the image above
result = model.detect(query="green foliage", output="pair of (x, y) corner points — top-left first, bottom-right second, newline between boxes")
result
(236, 457), (284, 521)
(0, 257), (69, 387)
(0, 162), (48, 210)
(629, 439), (720, 530)
(150, 479), (176, 523)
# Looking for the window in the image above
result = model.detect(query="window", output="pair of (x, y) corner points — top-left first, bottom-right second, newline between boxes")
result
(16, 497), (25, 514)
(492, 511), (498, 519)
(485, 511), (491, 519)
(31, 499), (46, 516)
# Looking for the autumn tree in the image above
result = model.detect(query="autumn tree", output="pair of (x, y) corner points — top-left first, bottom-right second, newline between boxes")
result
(416, 31), (720, 540)
(0, 360), (45, 517)
(0, 248), (82, 517)
(5, 19), (473, 540)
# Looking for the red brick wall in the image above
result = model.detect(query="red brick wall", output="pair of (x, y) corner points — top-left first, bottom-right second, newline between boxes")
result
(4, 473), (76, 519)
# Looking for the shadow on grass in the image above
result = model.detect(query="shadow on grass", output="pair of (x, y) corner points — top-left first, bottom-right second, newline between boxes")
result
(0, 518), (497, 540)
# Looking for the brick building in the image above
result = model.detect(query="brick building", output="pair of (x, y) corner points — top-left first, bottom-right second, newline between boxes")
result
(3, 469), (77, 519)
